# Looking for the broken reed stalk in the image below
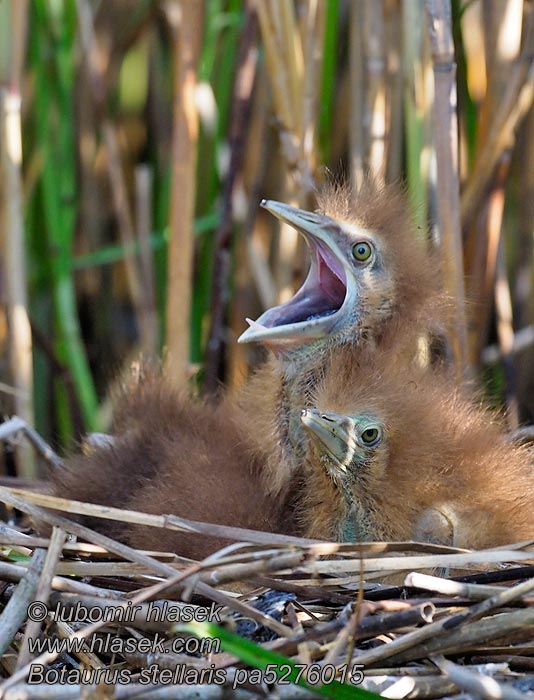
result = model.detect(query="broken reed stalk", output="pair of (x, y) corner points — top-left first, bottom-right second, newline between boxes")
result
(165, 0), (203, 383)
(425, 0), (469, 380)
(388, 607), (534, 665)
(354, 572), (534, 668)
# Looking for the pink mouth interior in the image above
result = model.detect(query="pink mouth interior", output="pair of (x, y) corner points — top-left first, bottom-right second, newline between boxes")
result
(317, 245), (345, 309)
(250, 243), (347, 329)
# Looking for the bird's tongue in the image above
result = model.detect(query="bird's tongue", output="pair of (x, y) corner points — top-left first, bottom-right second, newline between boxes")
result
(285, 246), (345, 324)
(244, 246), (346, 333)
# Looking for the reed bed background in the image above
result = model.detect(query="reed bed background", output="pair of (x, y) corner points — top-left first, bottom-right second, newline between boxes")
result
(0, 0), (533, 467)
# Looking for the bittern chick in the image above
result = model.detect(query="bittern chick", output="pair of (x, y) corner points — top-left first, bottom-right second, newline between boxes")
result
(297, 353), (534, 548)
(237, 179), (447, 498)
(51, 371), (289, 559)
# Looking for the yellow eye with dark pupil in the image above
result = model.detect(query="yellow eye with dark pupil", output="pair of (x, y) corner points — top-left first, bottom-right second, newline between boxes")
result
(361, 428), (380, 445)
(352, 241), (372, 262)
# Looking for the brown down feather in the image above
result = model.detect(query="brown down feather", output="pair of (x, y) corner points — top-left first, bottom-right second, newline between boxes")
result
(51, 369), (290, 559)
(296, 338), (534, 549)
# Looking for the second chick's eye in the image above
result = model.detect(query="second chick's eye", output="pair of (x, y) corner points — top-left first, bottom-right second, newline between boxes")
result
(352, 241), (373, 262)
(361, 427), (380, 446)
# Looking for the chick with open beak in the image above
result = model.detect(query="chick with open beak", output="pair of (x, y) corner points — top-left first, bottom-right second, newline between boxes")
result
(236, 180), (446, 499)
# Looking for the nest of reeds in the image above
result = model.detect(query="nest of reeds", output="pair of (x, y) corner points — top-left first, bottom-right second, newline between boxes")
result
(0, 472), (533, 700)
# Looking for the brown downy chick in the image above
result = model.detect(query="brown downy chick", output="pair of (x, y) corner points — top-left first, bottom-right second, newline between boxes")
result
(237, 179), (448, 498)
(52, 374), (289, 558)
(297, 351), (534, 548)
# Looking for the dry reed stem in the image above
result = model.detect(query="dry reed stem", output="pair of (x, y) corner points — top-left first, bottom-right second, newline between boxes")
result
(0, 558), (125, 596)
(165, 0), (203, 382)
(468, 155), (506, 359)
(405, 572), (531, 601)
(302, 549), (534, 575)
(278, 0), (303, 135)
(425, 0), (469, 380)
(364, 2), (386, 179)
(514, 104), (534, 329)
(226, 76), (271, 389)
(0, 549), (46, 658)
(54, 618), (103, 670)
(495, 237), (519, 428)
(388, 607), (534, 665)
(0, 86), (34, 478)
(255, 2), (318, 307)
(433, 655), (530, 700)
(15, 527), (67, 669)
(349, 1), (365, 188)
(402, 0), (430, 230)
(134, 164), (159, 357)
(301, 0), (324, 168)
(255, 2), (294, 132)
(353, 573), (534, 668)
(2, 487), (315, 547)
(385, 0), (403, 181)
(103, 120), (154, 347)
(256, 1), (315, 188)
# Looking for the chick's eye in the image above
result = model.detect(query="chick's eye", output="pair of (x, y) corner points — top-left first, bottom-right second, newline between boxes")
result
(361, 427), (380, 445)
(352, 241), (372, 262)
